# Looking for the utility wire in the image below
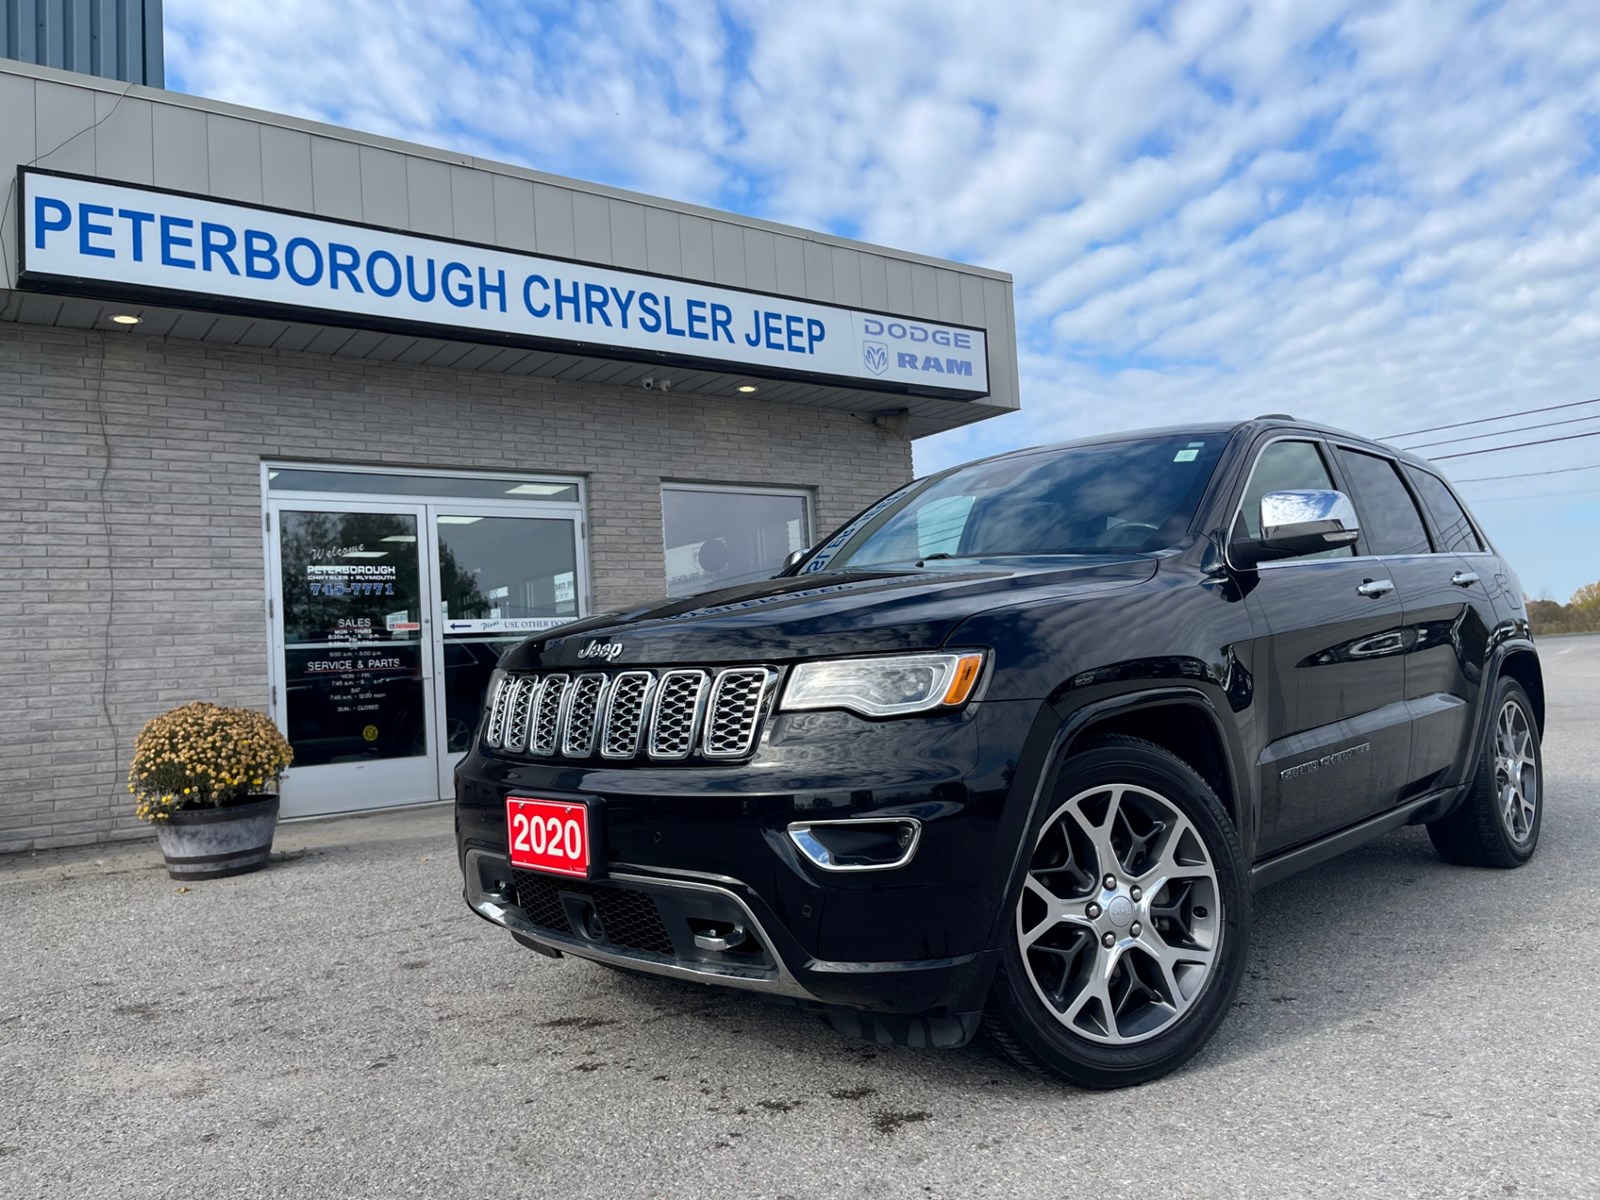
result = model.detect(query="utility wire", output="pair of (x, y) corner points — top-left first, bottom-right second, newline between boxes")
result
(1383, 395), (1600, 440)
(1455, 462), (1600, 483)
(1431, 429), (1600, 461)
(1398, 412), (1600, 451)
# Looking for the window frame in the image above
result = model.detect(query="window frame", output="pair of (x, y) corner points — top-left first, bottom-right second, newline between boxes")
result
(659, 481), (815, 597)
(1327, 443), (1436, 559)
(1225, 435), (1365, 569)
(1401, 464), (1493, 556)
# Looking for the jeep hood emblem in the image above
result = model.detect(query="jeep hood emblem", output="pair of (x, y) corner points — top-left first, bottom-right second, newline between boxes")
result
(578, 638), (624, 662)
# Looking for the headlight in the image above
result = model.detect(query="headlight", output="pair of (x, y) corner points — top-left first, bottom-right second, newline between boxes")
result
(779, 652), (985, 718)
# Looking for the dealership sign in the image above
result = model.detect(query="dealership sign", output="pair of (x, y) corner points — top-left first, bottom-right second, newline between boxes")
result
(18, 169), (989, 396)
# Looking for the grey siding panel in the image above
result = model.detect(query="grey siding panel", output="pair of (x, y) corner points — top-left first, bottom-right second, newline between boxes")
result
(34, 78), (95, 172)
(205, 114), (262, 204)
(571, 191), (611, 262)
(959, 273), (987, 327)
(934, 268), (962, 324)
(491, 174), (536, 251)
(643, 206), (680, 276)
(711, 221), (744, 287)
(309, 137), (363, 221)
(358, 146), (409, 230)
(2, 0), (161, 84)
(532, 183), (575, 257)
(802, 241), (833, 303)
(0, 72), (32, 289)
(65, 0), (90, 67)
(259, 125), (313, 212)
(92, 91), (152, 183)
(742, 228), (777, 292)
(93, 0), (117, 77)
(608, 199), (647, 270)
(150, 100), (207, 192)
(830, 247), (862, 308)
(909, 263), (939, 318)
(983, 276), (1016, 406)
(883, 258), (913, 314)
(678, 214), (714, 281)
(6, 0), (40, 62)
(859, 255), (892, 311)
(449, 164), (494, 243)
(403, 156), (451, 235)
(773, 236), (806, 296)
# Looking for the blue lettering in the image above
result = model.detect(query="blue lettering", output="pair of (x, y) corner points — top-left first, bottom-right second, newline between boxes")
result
(897, 352), (917, 368)
(784, 313), (805, 353)
(921, 355), (945, 373)
(523, 273), (550, 317)
(762, 311), (783, 350)
(954, 332), (971, 349)
(583, 282), (612, 327)
(742, 308), (761, 347)
(863, 318), (883, 336)
(243, 230), (279, 279)
(946, 359), (973, 377)
(685, 298), (708, 340)
(711, 303), (733, 344)
(32, 197), (71, 248)
(78, 204), (115, 259)
(160, 216), (195, 268)
(441, 262), (472, 307)
(200, 223), (240, 275)
(806, 318), (825, 352)
(637, 291), (662, 333)
(405, 255), (435, 302)
(119, 209), (154, 261)
(366, 250), (401, 297)
(284, 237), (323, 285)
(663, 296), (686, 337)
(553, 278), (580, 321)
(328, 243), (363, 292)
(478, 267), (506, 312)
(610, 287), (635, 327)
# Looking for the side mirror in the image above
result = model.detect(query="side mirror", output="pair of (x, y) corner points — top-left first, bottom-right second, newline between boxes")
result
(1232, 490), (1360, 568)
(781, 548), (809, 571)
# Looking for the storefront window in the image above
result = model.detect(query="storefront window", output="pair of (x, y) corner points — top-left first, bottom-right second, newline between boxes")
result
(662, 485), (812, 597)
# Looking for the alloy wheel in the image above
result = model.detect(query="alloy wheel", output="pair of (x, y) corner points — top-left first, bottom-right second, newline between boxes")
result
(1016, 783), (1222, 1045)
(1494, 699), (1538, 844)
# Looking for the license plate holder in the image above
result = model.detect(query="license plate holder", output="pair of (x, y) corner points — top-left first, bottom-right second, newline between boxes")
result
(505, 796), (600, 880)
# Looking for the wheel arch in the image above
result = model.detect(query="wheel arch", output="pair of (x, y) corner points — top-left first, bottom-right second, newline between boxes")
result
(1498, 646), (1545, 735)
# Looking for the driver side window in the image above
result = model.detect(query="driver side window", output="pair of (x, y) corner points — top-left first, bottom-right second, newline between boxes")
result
(1238, 440), (1353, 559)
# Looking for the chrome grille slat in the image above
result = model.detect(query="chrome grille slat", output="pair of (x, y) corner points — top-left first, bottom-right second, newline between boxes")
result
(648, 670), (710, 760)
(702, 668), (776, 758)
(486, 666), (770, 762)
(561, 674), (609, 757)
(601, 672), (655, 758)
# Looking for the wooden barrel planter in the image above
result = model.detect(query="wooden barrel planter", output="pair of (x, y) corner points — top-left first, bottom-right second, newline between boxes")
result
(153, 796), (280, 881)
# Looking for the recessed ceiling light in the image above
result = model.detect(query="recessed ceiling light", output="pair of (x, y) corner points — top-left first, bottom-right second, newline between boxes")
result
(737, 384), (758, 393)
(109, 314), (141, 325)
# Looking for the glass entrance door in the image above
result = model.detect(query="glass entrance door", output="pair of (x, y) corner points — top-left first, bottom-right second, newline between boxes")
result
(265, 471), (588, 819)
(269, 500), (436, 818)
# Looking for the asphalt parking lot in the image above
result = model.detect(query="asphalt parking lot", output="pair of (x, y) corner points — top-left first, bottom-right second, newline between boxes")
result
(4, 635), (1598, 1200)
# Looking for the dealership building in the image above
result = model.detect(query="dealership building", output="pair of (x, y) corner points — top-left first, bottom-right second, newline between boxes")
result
(0, 44), (1019, 849)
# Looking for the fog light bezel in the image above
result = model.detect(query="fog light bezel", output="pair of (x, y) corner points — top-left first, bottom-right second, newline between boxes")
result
(786, 817), (922, 872)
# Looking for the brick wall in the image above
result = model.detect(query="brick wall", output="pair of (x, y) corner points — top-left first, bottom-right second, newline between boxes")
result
(0, 323), (913, 852)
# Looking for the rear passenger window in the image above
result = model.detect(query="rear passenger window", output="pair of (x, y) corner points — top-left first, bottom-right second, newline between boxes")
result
(1334, 449), (1431, 556)
(1404, 467), (1485, 553)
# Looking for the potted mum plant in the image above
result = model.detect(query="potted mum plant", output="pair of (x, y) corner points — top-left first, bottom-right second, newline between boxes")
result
(128, 701), (294, 881)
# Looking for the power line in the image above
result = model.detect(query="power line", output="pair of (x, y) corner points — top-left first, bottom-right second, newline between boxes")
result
(1431, 428), (1600, 461)
(1383, 395), (1600, 440)
(1398, 411), (1600, 451)
(1455, 462), (1600, 483)
(1471, 484), (1600, 503)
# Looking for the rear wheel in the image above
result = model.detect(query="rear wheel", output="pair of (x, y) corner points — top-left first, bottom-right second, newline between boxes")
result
(1427, 678), (1542, 868)
(983, 735), (1249, 1089)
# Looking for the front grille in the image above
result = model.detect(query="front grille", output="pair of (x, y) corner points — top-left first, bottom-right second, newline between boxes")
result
(484, 665), (777, 763)
(511, 870), (676, 957)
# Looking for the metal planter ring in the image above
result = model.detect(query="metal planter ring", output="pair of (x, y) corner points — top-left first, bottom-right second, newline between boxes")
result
(153, 796), (280, 881)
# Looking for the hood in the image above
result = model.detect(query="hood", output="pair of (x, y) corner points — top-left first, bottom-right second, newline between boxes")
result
(501, 557), (1157, 669)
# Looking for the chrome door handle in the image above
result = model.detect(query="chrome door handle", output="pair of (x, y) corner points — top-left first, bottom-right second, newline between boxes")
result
(1357, 579), (1395, 598)
(1451, 571), (1479, 588)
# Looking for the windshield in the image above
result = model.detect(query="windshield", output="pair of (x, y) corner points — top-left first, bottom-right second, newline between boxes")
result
(809, 433), (1227, 571)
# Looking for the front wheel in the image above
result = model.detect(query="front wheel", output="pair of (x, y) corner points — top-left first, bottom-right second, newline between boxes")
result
(983, 735), (1250, 1089)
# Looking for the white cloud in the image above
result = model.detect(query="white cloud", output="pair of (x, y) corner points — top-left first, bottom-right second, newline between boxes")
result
(162, 0), (1600, 599)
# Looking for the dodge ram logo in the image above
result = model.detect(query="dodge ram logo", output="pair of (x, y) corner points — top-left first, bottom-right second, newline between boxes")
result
(578, 639), (624, 662)
(863, 341), (889, 376)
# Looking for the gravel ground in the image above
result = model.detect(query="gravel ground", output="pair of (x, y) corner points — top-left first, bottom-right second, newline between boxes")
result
(4, 635), (1599, 1200)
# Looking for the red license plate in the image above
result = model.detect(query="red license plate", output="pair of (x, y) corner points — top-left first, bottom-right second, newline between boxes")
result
(506, 797), (593, 878)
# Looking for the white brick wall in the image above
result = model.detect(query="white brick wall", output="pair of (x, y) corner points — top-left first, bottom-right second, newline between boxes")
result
(0, 323), (913, 852)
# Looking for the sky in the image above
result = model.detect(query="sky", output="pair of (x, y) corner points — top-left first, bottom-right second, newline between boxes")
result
(163, 0), (1600, 601)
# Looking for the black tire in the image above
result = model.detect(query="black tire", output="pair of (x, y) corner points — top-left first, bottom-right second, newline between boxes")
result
(982, 734), (1250, 1089)
(1427, 678), (1542, 869)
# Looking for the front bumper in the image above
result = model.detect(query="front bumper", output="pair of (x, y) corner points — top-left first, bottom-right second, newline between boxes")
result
(456, 699), (1046, 1044)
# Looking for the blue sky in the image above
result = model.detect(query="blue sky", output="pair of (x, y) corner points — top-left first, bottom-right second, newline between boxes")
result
(164, 0), (1600, 601)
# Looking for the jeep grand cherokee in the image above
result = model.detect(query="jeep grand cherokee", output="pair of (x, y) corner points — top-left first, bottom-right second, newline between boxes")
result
(455, 416), (1544, 1088)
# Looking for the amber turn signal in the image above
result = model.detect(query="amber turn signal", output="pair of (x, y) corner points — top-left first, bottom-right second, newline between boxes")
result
(941, 653), (985, 706)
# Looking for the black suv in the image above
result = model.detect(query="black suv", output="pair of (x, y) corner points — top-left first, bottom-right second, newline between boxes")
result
(456, 417), (1544, 1088)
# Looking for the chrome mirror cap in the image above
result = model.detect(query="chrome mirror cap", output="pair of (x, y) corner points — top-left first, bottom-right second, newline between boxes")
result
(1259, 489), (1360, 542)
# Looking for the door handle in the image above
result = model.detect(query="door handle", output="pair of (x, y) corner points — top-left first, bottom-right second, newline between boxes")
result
(1357, 579), (1395, 598)
(1450, 571), (1479, 588)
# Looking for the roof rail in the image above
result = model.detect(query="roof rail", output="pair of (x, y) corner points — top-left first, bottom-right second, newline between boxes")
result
(1255, 412), (1296, 420)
